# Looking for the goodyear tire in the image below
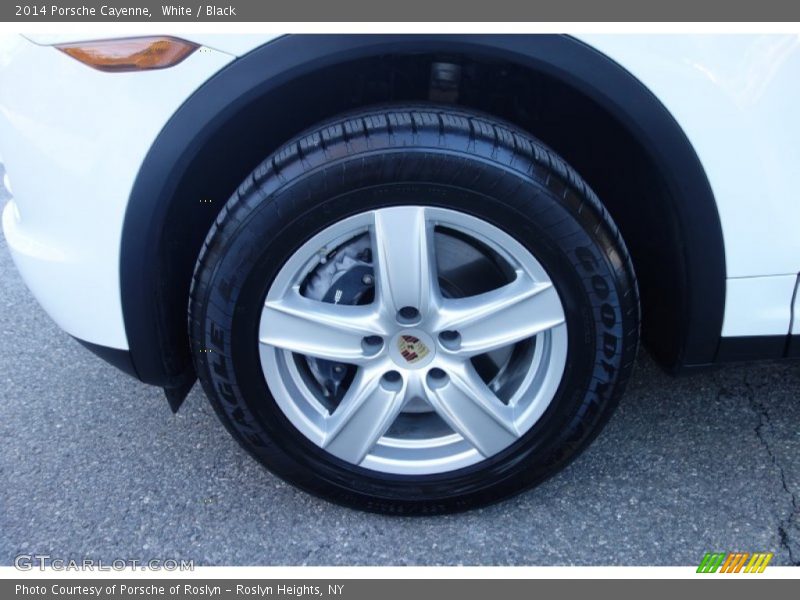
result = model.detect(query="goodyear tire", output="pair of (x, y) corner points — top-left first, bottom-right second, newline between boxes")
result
(189, 105), (639, 514)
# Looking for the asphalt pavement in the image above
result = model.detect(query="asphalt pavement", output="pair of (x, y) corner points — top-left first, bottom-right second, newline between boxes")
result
(1, 227), (798, 566)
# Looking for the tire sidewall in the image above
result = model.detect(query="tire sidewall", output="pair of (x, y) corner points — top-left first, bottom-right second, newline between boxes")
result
(194, 149), (629, 513)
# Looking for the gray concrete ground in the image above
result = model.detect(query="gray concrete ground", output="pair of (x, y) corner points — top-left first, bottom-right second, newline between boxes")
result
(0, 229), (798, 566)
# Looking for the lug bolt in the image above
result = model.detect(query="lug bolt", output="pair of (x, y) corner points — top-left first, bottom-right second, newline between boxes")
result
(397, 306), (421, 324)
(381, 370), (403, 391)
(438, 330), (462, 350)
(361, 335), (384, 356)
(426, 367), (449, 389)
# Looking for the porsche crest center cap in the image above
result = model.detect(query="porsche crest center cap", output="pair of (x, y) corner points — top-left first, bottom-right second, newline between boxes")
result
(390, 330), (436, 369)
(398, 334), (429, 364)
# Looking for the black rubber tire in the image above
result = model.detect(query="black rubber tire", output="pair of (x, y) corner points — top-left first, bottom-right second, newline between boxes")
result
(189, 104), (640, 514)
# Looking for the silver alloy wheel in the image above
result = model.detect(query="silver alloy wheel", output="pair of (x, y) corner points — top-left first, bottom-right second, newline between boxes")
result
(258, 206), (568, 475)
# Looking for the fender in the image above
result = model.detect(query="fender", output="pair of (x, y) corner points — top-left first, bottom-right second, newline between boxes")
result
(121, 34), (726, 393)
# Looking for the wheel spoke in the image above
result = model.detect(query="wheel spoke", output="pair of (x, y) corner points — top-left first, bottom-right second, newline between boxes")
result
(323, 369), (407, 464)
(259, 290), (384, 364)
(424, 363), (519, 457)
(437, 274), (565, 356)
(372, 207), (438, 315)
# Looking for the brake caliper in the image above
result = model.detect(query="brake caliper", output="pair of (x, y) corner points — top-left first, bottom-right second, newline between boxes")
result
(303, 235), (374, 400)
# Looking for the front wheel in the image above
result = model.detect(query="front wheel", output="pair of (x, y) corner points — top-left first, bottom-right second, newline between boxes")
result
(189, 105), (639, 514)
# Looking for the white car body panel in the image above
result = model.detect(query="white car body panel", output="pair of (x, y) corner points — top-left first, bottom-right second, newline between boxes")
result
(1, 33), (799, 350)
(722, 275), (797, 337)
(577, 34), (800, 279)
(576, 35), (800, 338)
(0, 34), (234, 348)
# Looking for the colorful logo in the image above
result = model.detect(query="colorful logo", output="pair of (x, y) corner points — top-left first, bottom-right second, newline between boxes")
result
(397, 335), (430, 364)
(697, 552), (773, 573)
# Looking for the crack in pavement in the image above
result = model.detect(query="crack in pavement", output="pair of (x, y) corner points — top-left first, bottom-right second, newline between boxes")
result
(743, 372), (800, 565)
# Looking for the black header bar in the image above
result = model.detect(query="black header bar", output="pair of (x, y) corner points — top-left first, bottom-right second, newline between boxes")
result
(3, 0), (800, 22)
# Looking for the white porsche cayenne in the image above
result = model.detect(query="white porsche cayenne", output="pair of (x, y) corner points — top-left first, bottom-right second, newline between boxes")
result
(1, 33), (798, 513)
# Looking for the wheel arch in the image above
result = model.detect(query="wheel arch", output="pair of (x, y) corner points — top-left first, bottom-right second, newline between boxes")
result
(121, 34), (726, 390)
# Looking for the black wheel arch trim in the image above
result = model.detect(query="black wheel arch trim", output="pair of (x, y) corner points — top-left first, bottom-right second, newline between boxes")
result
(121, 33), (727, 387)
(717, 334), (800, 363)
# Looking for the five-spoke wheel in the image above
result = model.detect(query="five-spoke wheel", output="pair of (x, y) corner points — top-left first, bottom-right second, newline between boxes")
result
(259, 206), (568, 474)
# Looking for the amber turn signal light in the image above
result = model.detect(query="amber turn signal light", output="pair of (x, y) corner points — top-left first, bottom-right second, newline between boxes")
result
(56, 36), (199, 72)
